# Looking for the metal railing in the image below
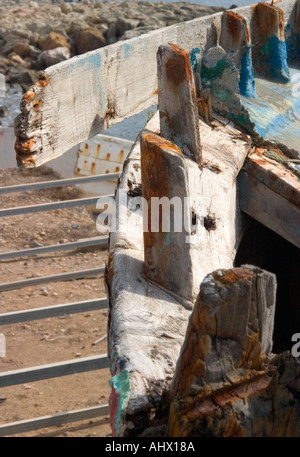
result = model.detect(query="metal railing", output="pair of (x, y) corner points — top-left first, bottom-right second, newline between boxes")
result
(0, 171), (117, 436)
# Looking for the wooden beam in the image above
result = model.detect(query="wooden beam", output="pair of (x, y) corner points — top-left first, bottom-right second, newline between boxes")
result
(253, 2), (289, 82)
(220, 11), (255, 98)
(238, 149), (300, 249)
(168, 265), (276, 437)
(157, 43), (201, 164)
(14, 11), (223, 167)
(141, 132), (193, 303)
(0, 405), (110, 437)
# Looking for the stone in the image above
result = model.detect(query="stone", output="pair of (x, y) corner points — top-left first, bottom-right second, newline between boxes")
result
(60, 2), (72, 14)
(0, 106), (9, 118)
(18, 69), (40, 91)
(39, 31), (70, 52)
(75, 28), (106, 55)
(116, 17), (140, 37)
(37, 47), (70, 68)
(13, 41), (31, 58)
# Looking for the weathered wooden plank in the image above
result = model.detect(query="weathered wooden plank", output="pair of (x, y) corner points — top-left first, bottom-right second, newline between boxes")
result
(168, 265), (276, 437)
(141, 132), (193, 303)
(220, 11), (255, 98)
(238, 169), (300, 249)
(0, 267), (105, 292)
(0, 298), (108, 325)
(157, 43), (201, 164)
(0, 405), (110, 437)
(0, 355), (109, 388)
(14, 10), (223, 167)
(0, 236), (108, 260)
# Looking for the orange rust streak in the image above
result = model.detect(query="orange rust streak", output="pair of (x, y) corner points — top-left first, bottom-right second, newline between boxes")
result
(96, 144), (101, 158)
(36, 79), (49, 88)
(105, 153), (111, 161)
(15, 138), (35, 154)
(24, 90), (35, 104)
(256, 2), (284, 39)
(215, 268), (253, 285)
(142, 133), (183, 156)
(225, 11), (250, 44)
(166, 43), (194, 86)
(152, 88), (158, 96)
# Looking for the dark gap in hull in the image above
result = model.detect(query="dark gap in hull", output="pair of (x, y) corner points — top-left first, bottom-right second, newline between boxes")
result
(234, 214), (300, 354)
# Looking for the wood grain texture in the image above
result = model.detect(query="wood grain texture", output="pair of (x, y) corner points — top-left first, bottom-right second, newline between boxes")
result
(238, 149), (300, 249)
(13, 0), (298, 167)
(14, 11), (222, 167)
(168, 265), (277, 437)
(141, 132), (194, 302)
(157, 43), (201, 164)
(105, 111), (252, 436)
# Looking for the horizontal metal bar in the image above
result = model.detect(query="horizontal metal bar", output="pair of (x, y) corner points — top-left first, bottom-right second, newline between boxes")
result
(0, 267), (105, 292)
(0, 404), (110, 437)
(0, 173), (120, 195)
(0, 354), (109, 388)
(0, 236), (108, 260)
(0, 298), (108, 325)
(0, 194), (114, 218)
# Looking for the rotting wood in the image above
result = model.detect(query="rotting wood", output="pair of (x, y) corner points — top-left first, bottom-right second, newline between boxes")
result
(141, 132), (194, 303)
(168, 265), (277, 437)
(220, 11), (255, 98)
(253, 2), (290, 82)
(157, 44), (201, 164)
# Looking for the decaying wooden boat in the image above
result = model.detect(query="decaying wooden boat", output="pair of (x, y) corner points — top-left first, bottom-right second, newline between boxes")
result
(13, 0), (300, 437)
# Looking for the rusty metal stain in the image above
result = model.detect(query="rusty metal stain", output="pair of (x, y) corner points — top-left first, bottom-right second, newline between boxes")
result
(225, 11), (250, 44)
(115, 166), (120, 173)
(153, 88), (158, 95)
(255, 2), (285, 39)
(24, 90), (35, 104)
(166, 43), (194, 87)
(91, 162), (96, 174)
(36, 77), (49, 88)
(15, 137), (35, 154)
(118, 150), (124, 163)
(96, 144), (101, 158)
(142, 132), (183, 156)
(105, 153), (111, 161)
